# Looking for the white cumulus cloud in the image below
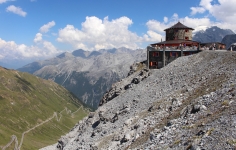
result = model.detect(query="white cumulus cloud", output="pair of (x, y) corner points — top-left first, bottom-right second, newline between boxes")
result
(146, 20), (168, 34)
(6, 5), (27, 17)
(57, 16), (143, 50)
(163, 17), (168, 23)
(0, 0), (7, 4)
(0, 38), (60, 60)
(39, 21), (55, 33)
(0, 0), (13, 4)
(190, 7), (206, 15)
(190, 0), (236, 32)
(182, 17), (211, 30)
(34, 33), (42, 43)
(42, 41), (57, 54)
(143, 30), (163, 42)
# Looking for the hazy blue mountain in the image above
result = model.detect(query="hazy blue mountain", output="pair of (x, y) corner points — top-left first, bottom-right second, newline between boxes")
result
(88, 51), (102, 58)
(221, 34), (236, 49)
(0, 61), (8, 68)
(72, 49), (89, 58)
(193, 26), (234, 43)
(0, 59), (36, 69)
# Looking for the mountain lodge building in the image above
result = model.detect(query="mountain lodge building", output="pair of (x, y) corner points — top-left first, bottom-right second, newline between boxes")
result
(147, 22), (200, 69)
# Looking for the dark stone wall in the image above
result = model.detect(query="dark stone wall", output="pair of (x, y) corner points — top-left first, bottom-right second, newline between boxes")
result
(148, 50), (198, 69)
(165, 29), (193, 41)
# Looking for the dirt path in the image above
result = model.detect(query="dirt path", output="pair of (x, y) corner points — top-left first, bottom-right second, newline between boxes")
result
(2, 106), (82, 150)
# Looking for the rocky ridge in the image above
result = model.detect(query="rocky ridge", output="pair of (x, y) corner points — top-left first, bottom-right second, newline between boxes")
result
(99, 61), (149, 106)
(42, 51), (236, 150)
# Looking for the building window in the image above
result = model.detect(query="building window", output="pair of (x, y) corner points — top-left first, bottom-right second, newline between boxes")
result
(170, 52), (178, 57)
(184, 52), (192, 56)
(185, 37), (189, 40)
(185, 29), (189, 32)
(153, 52), (159, 57)
(150, 61), (157, 66)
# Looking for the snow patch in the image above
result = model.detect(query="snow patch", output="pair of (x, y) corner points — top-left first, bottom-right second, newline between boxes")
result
(192, 25), (208, 36)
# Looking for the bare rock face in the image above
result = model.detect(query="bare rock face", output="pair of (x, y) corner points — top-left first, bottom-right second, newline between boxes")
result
(57, 137), (68, 150)
(41, 51), (236, 150)
(99, 62), (149, 106)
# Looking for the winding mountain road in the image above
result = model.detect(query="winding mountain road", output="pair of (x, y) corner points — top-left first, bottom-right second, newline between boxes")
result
(2, 106), (83, 150)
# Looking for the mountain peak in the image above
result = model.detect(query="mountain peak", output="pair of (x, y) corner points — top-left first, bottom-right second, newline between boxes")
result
(57, 52), (73, 58)
(72, 49), (88, 58)
(193, 26), (235, 43)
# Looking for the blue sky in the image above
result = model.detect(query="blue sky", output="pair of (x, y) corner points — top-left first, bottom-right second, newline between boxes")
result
(0, 0), (236, 68)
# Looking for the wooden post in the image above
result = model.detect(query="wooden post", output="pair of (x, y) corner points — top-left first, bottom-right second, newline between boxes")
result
(163, 45), (166, 67)
(181, 44), (183, 57)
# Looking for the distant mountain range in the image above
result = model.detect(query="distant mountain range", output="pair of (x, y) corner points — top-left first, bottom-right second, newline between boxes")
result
(193, 26), (235, 43)
(0, 66), (88, 149)
(18, 47), (146, 109)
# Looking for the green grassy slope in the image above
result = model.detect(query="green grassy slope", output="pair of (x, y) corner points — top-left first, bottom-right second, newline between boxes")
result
(0, 67), (88, 150)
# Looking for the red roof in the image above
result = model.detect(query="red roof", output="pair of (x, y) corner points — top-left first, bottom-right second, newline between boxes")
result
(164, 22), (194, 31)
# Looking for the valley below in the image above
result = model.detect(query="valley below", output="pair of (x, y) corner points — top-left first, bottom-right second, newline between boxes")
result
(0, 68), (88, 150)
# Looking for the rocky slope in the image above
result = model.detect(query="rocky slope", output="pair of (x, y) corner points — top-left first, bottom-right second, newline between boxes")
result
(18, 48), (146, 109)
(193, 26), (234, 43)
(43, 50), (236, 149)
(221, 34), (236, 49)
(0, 67), (88, 150)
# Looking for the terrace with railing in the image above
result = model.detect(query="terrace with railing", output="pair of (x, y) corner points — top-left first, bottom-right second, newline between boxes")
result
(148, 45), (199, 51)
